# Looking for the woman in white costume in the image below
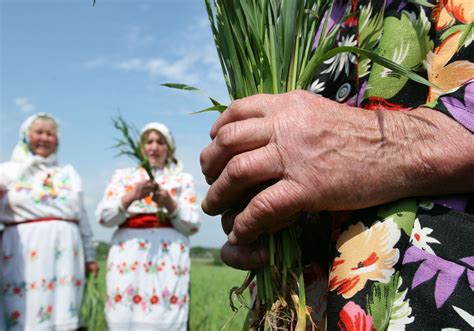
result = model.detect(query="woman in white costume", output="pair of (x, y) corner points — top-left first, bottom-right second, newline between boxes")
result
(97, 122), (200, 331)
(0, 113), (97, 330)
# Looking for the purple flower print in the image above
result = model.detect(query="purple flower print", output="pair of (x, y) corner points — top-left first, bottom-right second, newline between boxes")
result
(313, 0), (347, 47)
(402, 246), (466, 309)
(460, 257), (474, 292)
(441, 81), (474, 132)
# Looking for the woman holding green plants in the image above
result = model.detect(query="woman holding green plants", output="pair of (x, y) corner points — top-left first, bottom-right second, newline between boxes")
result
(96, 122), (200, 330)
(0, 113), (97, 330)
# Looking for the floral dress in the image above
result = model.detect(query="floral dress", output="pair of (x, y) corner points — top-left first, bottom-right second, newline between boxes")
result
(96, 165), (200, 331)
(305, 0), (474, 329)
(0, 161), (96, 330)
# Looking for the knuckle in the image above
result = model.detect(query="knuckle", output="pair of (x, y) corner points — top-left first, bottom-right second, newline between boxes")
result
(216, 124), (238, 150)
(233, 218), (253, 240)
(199, 150), (209, 173)
(249, 194), (275, 222)
(226, 155), (250, 182)
(227, 99), (243, 114)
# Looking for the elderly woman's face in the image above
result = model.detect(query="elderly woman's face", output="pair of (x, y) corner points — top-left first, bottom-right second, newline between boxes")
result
(142, 130), (168, 168)
(29, 118), (58, 158)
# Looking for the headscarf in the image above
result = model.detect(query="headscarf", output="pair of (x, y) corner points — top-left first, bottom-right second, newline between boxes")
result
(140, 122), (183, 175)
(10, 113), (59, 171)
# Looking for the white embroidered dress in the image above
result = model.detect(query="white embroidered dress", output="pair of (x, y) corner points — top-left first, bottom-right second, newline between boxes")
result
(96, 165), (200, 331)
(0, 161), (96, 330)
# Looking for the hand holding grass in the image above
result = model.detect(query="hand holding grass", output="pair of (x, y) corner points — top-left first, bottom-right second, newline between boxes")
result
(121, 180), (158, 210)
(203, 90), (474, 269)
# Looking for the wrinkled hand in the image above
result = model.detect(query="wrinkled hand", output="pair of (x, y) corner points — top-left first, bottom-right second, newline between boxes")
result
(153, 188), (177, 214)
(86, 261), (99, 277)
(220, 210), (269, 270)
(201, 90), (424, 247)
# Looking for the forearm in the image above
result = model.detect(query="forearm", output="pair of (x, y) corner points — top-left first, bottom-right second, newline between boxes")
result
(380, 107), (474, 198)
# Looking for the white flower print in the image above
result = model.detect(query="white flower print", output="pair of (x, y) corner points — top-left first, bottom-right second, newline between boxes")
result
(388, 277), (414, 330)
(310, 79), (326, 94)
(381, 39), (409, 78)
(321, 34), (357, 80)
(409, 218), (440, 255)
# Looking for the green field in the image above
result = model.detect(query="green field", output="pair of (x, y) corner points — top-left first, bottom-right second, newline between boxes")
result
(94, 252), (249, 331)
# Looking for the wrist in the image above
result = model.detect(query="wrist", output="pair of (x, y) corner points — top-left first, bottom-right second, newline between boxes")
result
(384, 108), (474, 197)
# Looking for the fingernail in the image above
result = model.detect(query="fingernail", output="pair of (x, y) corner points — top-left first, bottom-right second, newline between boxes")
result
(205, 176), (215, 185)
(201, 198), (208, 213)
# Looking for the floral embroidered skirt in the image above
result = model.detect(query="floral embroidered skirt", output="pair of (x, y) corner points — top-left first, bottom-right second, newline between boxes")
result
(106, 228), (190, 331)
(303, 199), (474, 330)
(1, 221), (85, 330)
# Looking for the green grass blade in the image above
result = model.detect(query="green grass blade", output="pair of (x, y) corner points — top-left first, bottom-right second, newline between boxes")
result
(192, 105), (227, 114)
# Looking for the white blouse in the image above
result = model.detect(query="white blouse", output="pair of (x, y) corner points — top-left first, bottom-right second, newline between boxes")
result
(96, 167), (200, 236)
(0, 161), (96, 261)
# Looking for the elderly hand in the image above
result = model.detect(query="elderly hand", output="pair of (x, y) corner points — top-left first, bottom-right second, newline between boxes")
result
(201, 90), (472, 249)
(86, 261), (99, 277)
(153, 188), (178, 214)
(121, 180), (158, 209)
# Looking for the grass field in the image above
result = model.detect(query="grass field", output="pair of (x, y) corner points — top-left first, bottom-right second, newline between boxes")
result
(94, 257), (249, 331)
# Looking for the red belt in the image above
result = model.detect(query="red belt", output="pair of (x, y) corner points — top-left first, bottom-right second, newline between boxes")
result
(119, 213), (173, 229)
(3, 217), (78, 227)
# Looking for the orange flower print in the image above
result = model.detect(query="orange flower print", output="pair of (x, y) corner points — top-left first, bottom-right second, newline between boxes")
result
(30, 250), (38, 261)
(144, 195), (153, 205)
(124, 185), (133, 193)
(329, 220), (400, 299)
(188, 195), (197, 204)
(434, 0), (474, 31)
(114, 294), (122, 303)
(170, 295), (178, 304)
(170, 188), (177, 197)
(107, 190), (114, 198)
(445, 0), (474, 24)
(425, 31), (474, 103)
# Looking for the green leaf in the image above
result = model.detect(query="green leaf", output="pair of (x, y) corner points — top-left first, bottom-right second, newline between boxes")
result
(162, 82), (225, 108)
(161, 83), (201, 92)
(407, 0), (435, 7)
(457, 23), (473, 51)
(191, 104), (227, 114)
(377, 198), (417, 236)
(367, 273), (414, 330)
(327, 46), (436, 88)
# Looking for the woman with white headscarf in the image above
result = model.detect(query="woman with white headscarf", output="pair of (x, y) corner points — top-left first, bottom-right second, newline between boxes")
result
(96, 122), (200, 331)
(0, 113), (97, 330)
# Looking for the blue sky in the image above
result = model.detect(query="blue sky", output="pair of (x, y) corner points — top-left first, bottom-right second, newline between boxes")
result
(0, 0), (232, 247)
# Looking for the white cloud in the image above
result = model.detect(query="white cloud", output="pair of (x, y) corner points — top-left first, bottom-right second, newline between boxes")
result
(14, 97), (35, 113)
(115, 58), (144, 71)
(115, 56), (199, 84)
(125, 26), (154, 49)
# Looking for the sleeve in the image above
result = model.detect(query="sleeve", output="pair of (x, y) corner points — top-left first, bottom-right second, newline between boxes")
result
(169, 173), (200, 236)
(68, 166), (97, 262)
(95, 170), (128, 228)
(0, 162), (10, 193)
